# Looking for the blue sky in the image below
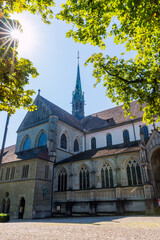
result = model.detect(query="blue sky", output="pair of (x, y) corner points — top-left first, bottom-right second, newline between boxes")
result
(0, 4), (134, 148)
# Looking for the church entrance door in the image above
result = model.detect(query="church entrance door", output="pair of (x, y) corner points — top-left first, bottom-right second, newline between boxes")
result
(18, 197), (25, 219)
(151, 148), (160, 199)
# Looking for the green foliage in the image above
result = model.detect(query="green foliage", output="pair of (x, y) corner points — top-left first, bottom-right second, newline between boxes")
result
(0, 0), (55, 24)
(0, 213), (10, 222)
(0, 17), (39, 115)
(58, 0), (160, 124)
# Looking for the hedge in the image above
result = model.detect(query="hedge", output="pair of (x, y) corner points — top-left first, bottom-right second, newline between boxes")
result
(0, 214), (10, 222)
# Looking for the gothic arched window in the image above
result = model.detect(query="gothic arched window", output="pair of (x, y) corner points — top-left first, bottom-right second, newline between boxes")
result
(91, 137), (96, 149)
(101, 163), (114, 188)
(79, 166), (90, 190)
(106, 134), (112, 146)
(126, 159), (142, 186)
(60, 134), (67, 149)
(74, 139), (79, 152)
(38, 132), (47, 147)
(123, 130), (130, 144)
(58, 169), (67, 191)
(23, 137), (31, 151)
(142, 126), (149, 141)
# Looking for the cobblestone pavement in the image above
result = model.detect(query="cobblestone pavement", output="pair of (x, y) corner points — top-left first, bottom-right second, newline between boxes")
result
(0, 216), (160, 240)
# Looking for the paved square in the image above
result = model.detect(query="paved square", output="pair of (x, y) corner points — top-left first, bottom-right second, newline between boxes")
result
(0, 216), (160, 240)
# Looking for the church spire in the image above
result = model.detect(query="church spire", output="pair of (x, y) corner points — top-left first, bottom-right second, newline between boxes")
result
(72, 52), (85, 120)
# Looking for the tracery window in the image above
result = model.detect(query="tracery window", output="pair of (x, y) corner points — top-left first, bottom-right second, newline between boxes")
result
(60, 134), (67, 149)
(58, 169), (67, 191)
(106, 134), (112, 146)
(142, 126), (149, 141)
(79, 166), (90, 190)
(74, 139), (79, 152)
(91, 137), (96, 149)
(126, 159), (142, 186)
(38, 132), (47, 147)
(123, 130), (130, 144)
(23, 137), (31, 151)
(101, 163), (114, 188)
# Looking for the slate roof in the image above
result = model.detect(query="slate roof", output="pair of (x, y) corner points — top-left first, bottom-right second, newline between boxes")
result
(1, 145), (49, 164)
(81, 101), (143, 132)
(41, 96), (83, 131)
(56, 141), (140, 165)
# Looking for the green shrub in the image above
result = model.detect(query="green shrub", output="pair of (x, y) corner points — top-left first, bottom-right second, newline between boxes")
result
(0, 213), (10, 222)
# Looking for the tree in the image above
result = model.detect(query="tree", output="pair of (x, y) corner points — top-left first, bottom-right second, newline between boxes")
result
(0, 0), (55, 114)
(0, 0), (55, 24)
(0, 16), (38, 115)
(58, 0), (160, 124)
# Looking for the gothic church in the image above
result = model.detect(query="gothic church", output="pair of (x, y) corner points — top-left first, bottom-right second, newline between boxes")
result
(0, 60), (160, 219)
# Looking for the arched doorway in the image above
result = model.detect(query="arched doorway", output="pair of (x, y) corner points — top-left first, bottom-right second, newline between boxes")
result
(18, 197), (25, 219)
(151, 148), (160, 198)
(6, 199), (10, 213)
(1, 199), (6, 213)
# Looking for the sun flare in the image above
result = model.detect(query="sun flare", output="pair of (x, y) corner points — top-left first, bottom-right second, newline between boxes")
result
(11, 29), (22, 41)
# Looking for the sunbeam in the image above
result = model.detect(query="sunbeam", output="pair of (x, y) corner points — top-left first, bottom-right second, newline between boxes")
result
(0, 13), (21, 61)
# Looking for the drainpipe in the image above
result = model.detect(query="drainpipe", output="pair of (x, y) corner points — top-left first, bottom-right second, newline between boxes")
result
(132, 121), (136, 141)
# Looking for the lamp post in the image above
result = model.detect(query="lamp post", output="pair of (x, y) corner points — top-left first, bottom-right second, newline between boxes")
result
(0, 114), (10, 168)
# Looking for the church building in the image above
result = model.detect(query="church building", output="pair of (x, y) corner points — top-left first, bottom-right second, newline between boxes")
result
(0, 58), (160, 219)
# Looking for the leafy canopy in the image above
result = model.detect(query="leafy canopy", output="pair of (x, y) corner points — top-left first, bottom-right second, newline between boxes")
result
(58, 0), (160, 124)
(0, 0), (55, 24)
(0, 16), (38, 115)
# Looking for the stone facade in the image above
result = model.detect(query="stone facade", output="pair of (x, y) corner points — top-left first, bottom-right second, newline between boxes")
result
(1, 64), (160, 219)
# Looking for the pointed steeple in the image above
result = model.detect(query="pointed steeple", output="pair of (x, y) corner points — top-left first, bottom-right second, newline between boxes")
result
(72, 52), (85, 120)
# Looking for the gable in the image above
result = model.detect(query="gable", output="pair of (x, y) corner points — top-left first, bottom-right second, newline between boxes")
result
(17, 95), (51, 132)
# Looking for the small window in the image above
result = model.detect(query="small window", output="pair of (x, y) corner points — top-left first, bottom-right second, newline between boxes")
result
(123, 130), (130, 144)
(5, 168), (10, 180)
(22, 165), (29, 179)
(74, 139), (79, 152)
(23, 137), (31, 151)
(91, 137), (96, 149)
(106, 134), (112, 146)
(45, 166), (49, 179)
(142, 126), (149, 141)
(0, 168), (3, 180)
(60, 134), (67, 149)
(10, 167), (15, 180)
(58, 169), (67, 191)
(38, 132), (47, 147)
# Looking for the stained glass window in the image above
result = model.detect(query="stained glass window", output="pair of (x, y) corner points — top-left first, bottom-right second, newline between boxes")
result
(126, 159), (142, 186)
(101, 163), (114, 188)
(58, 169), (67, 191)
(79, 166), (90, 190)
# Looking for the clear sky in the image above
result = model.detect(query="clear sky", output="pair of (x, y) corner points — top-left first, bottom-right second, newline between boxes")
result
(0, 3), (134, 148)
